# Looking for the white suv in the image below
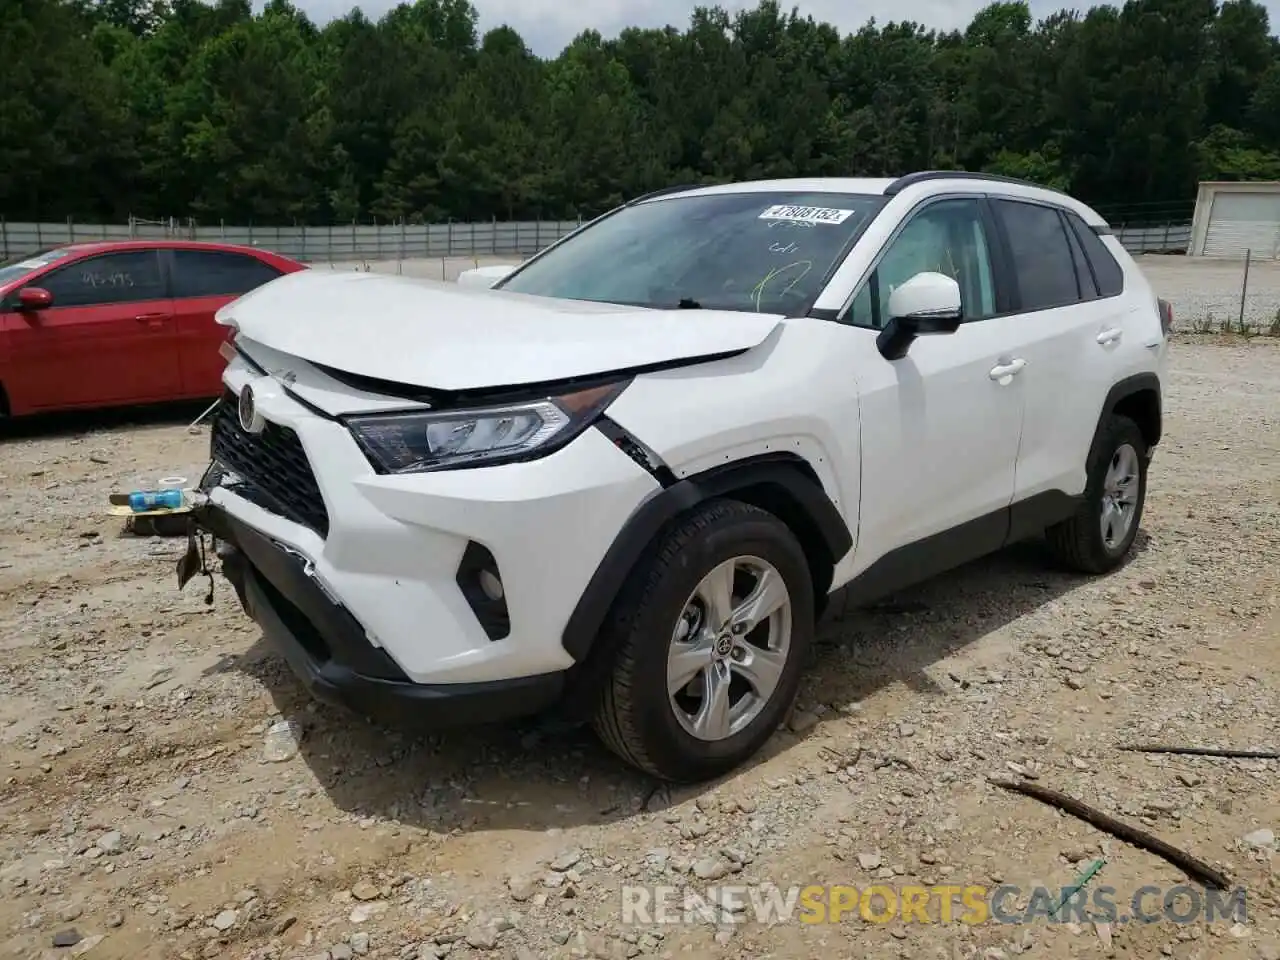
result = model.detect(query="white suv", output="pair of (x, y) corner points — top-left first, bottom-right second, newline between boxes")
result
(179, 172), (1172, 782)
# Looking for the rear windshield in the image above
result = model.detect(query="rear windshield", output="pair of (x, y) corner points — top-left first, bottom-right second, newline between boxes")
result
(0, 248), (72, 288)
(497, 191), (886, 314)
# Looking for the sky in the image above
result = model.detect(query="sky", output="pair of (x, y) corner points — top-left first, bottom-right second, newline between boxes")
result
(285, 0), (1280, 57)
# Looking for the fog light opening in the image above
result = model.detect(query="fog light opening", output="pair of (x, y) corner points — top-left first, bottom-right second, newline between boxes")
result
(456, 541), (511, 641)
(478, 568), (504, 601)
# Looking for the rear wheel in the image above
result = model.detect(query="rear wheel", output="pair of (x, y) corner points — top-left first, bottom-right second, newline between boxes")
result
(1045, 414), (1148, 574)
(591, 499), (814, 782)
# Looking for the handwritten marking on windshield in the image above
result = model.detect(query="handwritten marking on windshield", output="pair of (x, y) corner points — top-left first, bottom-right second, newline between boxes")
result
(752, 261), (813, 311)
(769, 240), (800, 255)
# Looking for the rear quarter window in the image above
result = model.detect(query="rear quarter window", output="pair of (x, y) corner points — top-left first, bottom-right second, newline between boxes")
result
(1062, 215), (1099, 299)
(1064, 212), (1125, 297)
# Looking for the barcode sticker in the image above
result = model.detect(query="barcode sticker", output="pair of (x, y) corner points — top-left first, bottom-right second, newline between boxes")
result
(758, 205), (855, 225)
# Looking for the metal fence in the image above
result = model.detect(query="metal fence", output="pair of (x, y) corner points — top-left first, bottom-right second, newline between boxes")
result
(1114, 223), (1192, 254)
(1, 216), (1192, 262)
(0, 217), (585, 263)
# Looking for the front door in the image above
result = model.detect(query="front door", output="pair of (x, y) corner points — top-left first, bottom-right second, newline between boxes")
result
(838, 196), (1025, 578)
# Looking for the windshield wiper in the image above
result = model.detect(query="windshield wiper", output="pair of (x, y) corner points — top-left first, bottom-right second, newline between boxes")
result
(676, 297), (703, 309)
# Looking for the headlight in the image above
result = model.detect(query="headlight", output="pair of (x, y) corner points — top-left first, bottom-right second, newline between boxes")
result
(347, 380), (628, 473)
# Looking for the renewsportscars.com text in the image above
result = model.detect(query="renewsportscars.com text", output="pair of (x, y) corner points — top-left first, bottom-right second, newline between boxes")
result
(620, 883), (1247, 926)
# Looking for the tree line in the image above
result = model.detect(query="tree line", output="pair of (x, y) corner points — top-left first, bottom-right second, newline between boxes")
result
(3, 0), (1278, 226)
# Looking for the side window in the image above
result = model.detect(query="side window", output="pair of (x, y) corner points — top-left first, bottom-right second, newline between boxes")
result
(41, 251), (165, 308)
(992, 199), (1080, 311)
(1064, 212), (1124, 297)
(844, 198), (996, 329)
(171, 251), (283, 298)
(1063, 213), (1099, 299)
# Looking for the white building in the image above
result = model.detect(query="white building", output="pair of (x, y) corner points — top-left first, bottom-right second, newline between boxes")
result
(1189, 180), (1280, 258)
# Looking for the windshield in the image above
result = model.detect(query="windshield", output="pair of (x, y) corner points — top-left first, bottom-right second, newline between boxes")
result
(0, 248), (71, 288)
(497, 191), (886, 314)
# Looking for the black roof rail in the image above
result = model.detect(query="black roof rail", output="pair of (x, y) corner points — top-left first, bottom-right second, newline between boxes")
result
(883, 170), (1066, 197)
(625, 183), (704, 205)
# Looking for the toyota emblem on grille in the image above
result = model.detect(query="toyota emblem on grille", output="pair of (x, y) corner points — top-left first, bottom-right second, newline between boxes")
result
(238, 384), (261, 433)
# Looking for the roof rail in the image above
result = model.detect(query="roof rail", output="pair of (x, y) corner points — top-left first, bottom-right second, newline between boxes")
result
(625, 183), (703, 205)
(883, 170), (1066, 197)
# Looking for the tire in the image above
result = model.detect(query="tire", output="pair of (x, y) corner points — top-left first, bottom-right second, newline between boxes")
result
(1045, 413), (1148, 574)
(591, 498), (814, 782)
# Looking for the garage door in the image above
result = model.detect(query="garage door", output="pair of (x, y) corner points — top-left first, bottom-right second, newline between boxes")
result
(1203, 191), (1280, 258)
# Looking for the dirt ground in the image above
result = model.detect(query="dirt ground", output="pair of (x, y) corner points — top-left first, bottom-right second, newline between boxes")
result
(1, 335), (1278, 960)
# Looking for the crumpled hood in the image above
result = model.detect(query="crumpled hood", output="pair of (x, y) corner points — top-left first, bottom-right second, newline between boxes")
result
(215, 269), (783, 391)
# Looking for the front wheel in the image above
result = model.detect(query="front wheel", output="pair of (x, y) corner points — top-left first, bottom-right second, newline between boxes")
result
(1045, 414), (1149, 574)
(591, 499), (814, 782)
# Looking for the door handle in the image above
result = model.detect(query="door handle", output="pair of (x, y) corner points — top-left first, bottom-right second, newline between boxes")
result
(989, 358), (1027, 381)
(134, 313), (168, 327)
(1096, 327), (1123, 345)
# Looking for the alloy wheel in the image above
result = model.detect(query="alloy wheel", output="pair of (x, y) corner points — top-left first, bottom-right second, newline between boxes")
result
(1100, 442), (1140, 550)
(666, 556), (793, 742)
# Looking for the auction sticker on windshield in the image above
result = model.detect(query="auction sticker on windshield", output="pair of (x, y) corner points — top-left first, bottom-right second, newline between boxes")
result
(758, 205), (855, 225)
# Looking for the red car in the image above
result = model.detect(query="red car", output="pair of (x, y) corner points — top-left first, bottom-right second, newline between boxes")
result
(0, 240), (306, 417)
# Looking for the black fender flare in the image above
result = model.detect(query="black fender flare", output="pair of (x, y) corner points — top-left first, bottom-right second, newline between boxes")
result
(560, 452), (853, 663)
(1091, 372), (1162, 454)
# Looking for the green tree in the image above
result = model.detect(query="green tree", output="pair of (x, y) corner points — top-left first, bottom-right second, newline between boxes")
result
(3, 0), (1279, 223)
(0, 0), (134, 219)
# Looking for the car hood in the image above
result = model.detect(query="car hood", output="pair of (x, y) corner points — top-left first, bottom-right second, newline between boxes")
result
(215, 270), (783, 391)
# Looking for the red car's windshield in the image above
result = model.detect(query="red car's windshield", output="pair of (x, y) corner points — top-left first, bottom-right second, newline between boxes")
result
(0, 248), (72, 290)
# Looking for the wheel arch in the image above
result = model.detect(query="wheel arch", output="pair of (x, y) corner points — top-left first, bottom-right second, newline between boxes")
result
(1096, 373), (1161, 452)
(560, 451), (852, 666)
(0, 380), (9, 417)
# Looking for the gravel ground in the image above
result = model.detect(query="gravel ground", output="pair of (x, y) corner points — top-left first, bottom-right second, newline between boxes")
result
(1136, 256), (1280, 333)
(324, 254), (1280, 334)
(1, 336), (1279, 960)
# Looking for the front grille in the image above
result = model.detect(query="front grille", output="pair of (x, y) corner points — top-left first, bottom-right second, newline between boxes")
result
(210, 391), (330, 537)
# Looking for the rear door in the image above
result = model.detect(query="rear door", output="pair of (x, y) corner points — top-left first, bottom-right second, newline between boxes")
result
(1, 249), (179, 412)
(988, 198), (1125, 509)
(168, 249), (286, 398)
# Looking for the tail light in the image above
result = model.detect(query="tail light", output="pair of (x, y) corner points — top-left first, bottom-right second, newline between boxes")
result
(1157, 298), (1174, 335)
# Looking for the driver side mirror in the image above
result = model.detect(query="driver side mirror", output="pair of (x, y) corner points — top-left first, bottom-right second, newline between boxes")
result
(15, 287), (53, 312)
(875, 272), (963, 361)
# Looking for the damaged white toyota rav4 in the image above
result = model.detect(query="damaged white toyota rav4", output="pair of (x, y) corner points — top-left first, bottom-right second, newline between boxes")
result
(180, 172), (1172, 782)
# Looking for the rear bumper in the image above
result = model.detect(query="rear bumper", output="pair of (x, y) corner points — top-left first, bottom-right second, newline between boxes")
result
(197, 502), (566, 728)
